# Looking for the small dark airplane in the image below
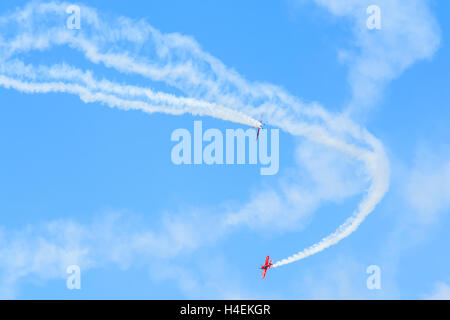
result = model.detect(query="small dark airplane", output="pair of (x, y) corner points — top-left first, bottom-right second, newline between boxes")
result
(255, 115), (264, 141)
(260, 255), (273, 279)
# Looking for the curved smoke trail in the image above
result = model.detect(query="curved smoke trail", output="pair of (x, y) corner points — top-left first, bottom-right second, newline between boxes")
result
(0, 1), (389, 267)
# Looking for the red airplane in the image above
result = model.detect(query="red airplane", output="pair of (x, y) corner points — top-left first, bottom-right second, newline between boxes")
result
(260, 255), (273, 279)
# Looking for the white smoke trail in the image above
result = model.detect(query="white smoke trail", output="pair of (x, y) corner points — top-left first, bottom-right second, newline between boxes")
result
(0, 1), (390, 267)
(273, 139), (389, 267)
(0, 73), (260, 128)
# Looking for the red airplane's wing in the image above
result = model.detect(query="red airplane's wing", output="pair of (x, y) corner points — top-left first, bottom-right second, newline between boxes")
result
(265, 256), (270, 266)
(256, 128), (261, 141)
(261, 269), (267, 279)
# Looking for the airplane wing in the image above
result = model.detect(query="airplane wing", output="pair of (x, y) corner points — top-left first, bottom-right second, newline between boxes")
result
(265, 256), (270, 266)
(256, 128), (261, 141)
(261, 269), (267, 279)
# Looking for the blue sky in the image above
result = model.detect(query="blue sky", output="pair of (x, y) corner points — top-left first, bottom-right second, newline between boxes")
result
(0, 0), (449, 299)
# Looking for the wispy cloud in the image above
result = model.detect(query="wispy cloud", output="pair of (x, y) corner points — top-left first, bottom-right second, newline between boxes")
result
(312, 0), (441, 113)
(0, 0), (390, 277)
(362, 144), (450, 299)
(425, 281), (450, 300)
(0, 211), (223, 298)
(297, 257), (376, 299)
(404, 147), (450, 224)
